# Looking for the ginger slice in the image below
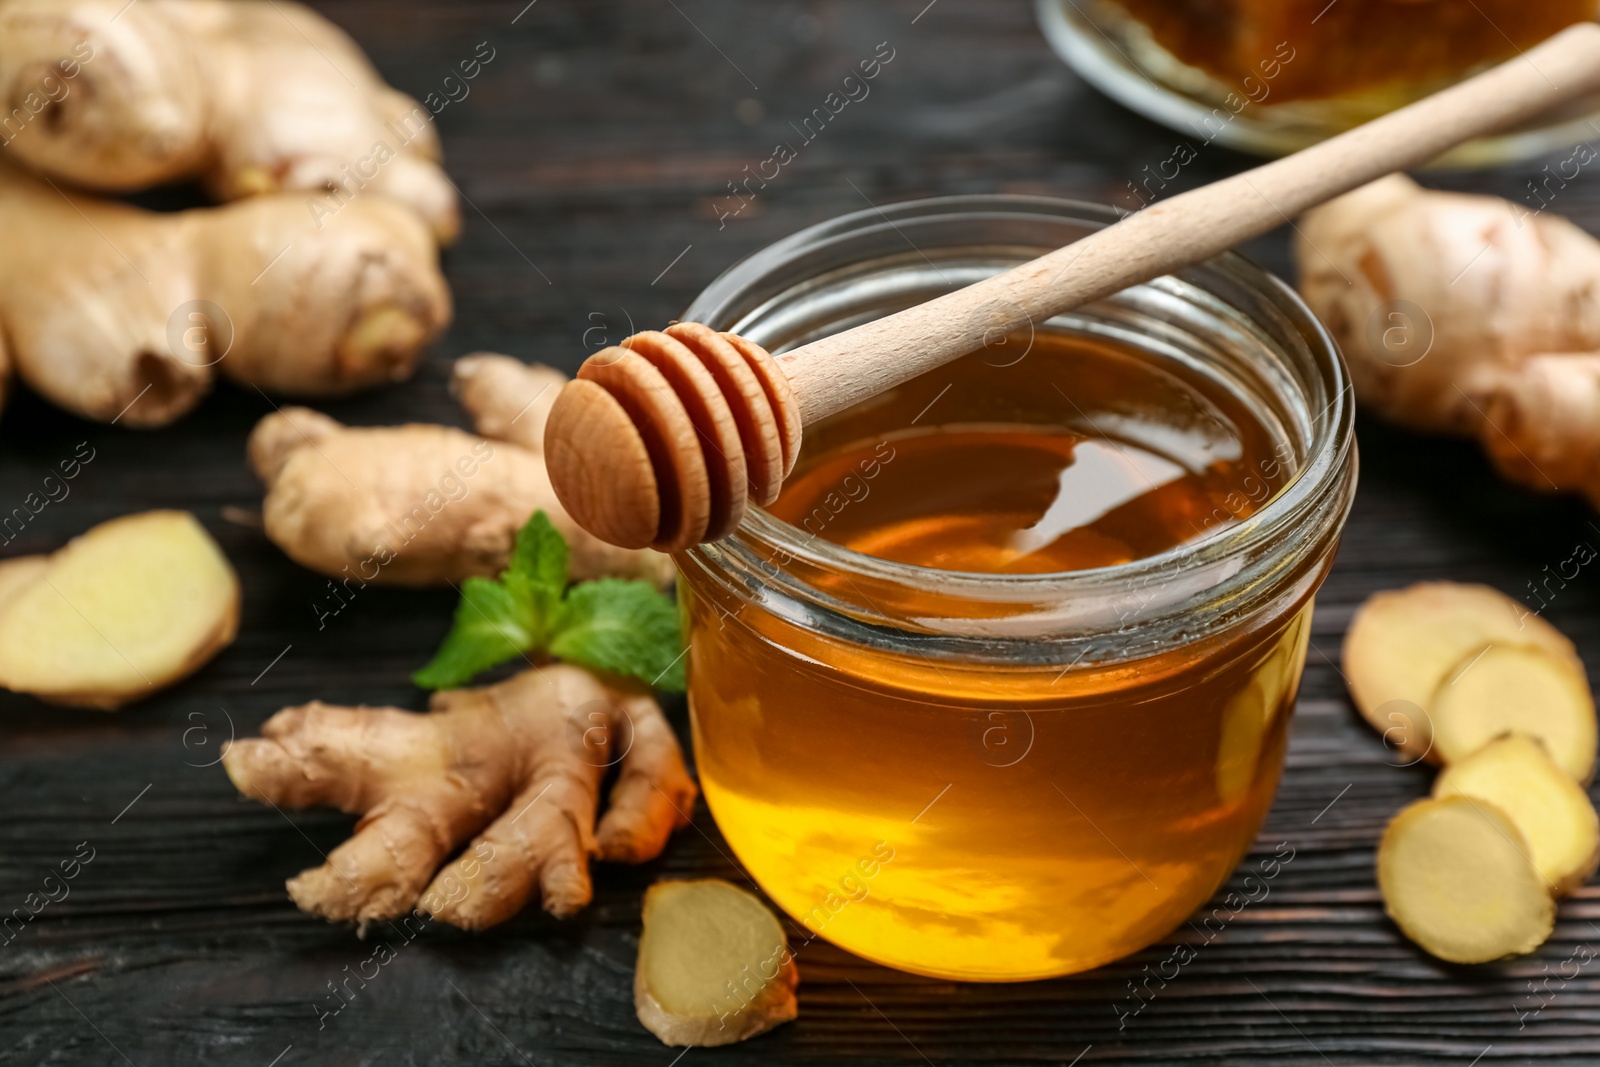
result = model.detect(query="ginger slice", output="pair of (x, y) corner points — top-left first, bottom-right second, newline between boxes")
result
(1431, 644), (1597, 782)
(1343, 582), (1578, 760)
(635, 879), (799, 1047)
(0, 555), (48, 603)
(1377, 795), (1555, 963)
(0, 512), (239, 710)
(1434, 734), (1600, 895)
(223, 666), (697, 928)
(1215, 606), (1310, 802)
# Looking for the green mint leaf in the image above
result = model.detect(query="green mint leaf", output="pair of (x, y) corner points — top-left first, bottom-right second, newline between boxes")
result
(416, 512), (685, 693)
(412, 577), (535, 690)
(502, 511), (569, 633)
(549, 579), (686, 692)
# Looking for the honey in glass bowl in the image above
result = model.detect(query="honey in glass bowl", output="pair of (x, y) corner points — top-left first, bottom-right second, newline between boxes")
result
(1037, 0), (1600, 162)
(1110, 0), (1595, 104)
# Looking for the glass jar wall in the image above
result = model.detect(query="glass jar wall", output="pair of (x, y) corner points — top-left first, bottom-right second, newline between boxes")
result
(676, 196), (1356, 980)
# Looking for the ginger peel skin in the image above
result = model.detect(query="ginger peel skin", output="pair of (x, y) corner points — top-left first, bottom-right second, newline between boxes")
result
(222, 665), (697, 928)
(0, 0), (460, 242)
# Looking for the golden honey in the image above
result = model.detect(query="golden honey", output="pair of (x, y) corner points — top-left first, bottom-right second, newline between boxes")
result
(676, 194), (1354, 981)
(683, 335), (1323, 980)
(1107, 0), (1594, 103)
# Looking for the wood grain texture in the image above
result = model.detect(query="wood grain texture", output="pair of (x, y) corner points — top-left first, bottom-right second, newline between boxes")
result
(2, 1), (1600, 1063)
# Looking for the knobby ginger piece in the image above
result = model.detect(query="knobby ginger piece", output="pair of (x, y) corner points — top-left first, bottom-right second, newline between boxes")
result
(1431, 643), (1597, 782)
(1297, 176), (1600, 505)
(450, 354), (567, 454)
(249, 406), (673, 588)
(1434, 734), (1600, 895)
(635, 879), (799, 1047)
(1342, 582), (1580, 760)
(0, 0), (459, 242)
(0, 158), (449, 427)
(1298, 175), (1600, 438)
(0, 511), (239, 709)
(223, 666), (696, 928)
(1378, 796), (1555, 964)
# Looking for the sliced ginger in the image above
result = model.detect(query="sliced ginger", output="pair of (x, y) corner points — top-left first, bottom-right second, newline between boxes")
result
(1343, 582), (1586, 762)
(1378, 795), (1555, 964)
(635, 879), (799, 1047)
(1348, 582), (1600, 963)
(1215, 606), (1309, 802)
(0, 511), (239, 709)
(222, 665), (696, 929)
(1434, 734), (1600, 895)
(1432, 644), (1597, 782)
(0, 554), (48, 603)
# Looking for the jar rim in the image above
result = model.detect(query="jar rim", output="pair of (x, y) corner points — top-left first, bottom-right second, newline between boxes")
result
(681, 193), (1356, 650)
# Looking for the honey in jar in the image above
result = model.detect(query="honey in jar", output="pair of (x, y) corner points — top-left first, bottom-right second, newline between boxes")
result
(683, 333), (1318, 980)
(675, 193), (1354, 982)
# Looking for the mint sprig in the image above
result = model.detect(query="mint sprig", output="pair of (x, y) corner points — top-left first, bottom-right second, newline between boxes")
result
(413, 511), (685, 692)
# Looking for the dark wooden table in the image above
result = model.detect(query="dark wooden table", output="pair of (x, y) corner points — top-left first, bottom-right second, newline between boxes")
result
(4, 2), (1599, 1063)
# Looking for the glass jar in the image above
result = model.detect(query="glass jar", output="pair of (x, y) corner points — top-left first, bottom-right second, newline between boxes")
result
(676, 195), (1356, 981)
(1036, 0), (1600, 165)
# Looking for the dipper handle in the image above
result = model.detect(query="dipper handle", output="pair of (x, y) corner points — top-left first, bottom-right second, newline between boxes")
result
(546, 24), (1600, 551)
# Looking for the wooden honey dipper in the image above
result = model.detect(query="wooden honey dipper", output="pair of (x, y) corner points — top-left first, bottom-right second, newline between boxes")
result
(546, 23), (1600, 552)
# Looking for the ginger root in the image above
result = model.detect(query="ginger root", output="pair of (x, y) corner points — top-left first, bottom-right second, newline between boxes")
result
(222, 665), (697, 928)
(1434, 734), (1600, 895)
(1377, 795), (1555, 964)
(1297, 175), (1600, 502)
(450, 353), (567, 454)
(0, 510), (239, 709)
(1342, 581), (1589, 767)
(635, 879), (799, 1047)
(0, 158), (449, 427)
(0, 0), (459, 242)
(249, 374), (673, 588)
